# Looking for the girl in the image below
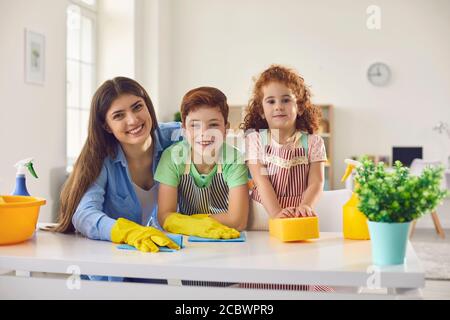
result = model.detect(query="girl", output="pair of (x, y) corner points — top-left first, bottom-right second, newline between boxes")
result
(240, 65), (330, 291)
(52, 77), (180, 254)
(242, 64), (327, 230)
(155, 86), (249, 238)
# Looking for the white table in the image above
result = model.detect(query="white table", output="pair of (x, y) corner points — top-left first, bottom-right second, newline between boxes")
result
(0, 227), (425, 300)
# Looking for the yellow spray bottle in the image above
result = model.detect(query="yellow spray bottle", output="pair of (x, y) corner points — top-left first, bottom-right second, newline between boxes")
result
(341, 159), (370, 240)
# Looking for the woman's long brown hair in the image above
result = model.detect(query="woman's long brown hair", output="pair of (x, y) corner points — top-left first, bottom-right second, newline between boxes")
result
(52, 77), (158, 233)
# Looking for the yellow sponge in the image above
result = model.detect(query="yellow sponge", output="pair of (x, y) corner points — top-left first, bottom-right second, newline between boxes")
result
(269, 217), (320, 242)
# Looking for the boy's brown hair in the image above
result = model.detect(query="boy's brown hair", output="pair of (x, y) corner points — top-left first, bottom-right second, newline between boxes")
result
(180, 87), (229, 124)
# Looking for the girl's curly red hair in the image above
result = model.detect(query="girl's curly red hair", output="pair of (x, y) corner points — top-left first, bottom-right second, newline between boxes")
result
(240, 64), (321, 134)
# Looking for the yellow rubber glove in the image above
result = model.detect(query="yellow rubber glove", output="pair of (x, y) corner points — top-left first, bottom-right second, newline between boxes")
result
(163, 213), (240, 239)
(111, 218), (180, 253)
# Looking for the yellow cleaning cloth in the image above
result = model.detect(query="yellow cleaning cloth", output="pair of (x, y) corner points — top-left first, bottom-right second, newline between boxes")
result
(0, 196), (5, 204)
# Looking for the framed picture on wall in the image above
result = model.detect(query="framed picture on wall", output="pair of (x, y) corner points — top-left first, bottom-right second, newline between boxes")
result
(25, 29), (45, 85)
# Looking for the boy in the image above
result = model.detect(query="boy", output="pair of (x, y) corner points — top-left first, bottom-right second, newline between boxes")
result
(155, 87), (249, 238)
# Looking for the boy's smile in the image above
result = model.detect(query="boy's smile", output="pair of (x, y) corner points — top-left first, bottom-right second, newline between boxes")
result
(196, 136), (216, 148)
(183, 106), (228, 162)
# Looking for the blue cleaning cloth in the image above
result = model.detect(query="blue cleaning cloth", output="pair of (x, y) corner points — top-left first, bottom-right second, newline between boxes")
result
(116, 233), (184, 252)
(188, 232), (246, 242)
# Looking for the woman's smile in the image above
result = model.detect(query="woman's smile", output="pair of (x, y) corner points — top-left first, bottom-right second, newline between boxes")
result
(126, 123), (145, 136)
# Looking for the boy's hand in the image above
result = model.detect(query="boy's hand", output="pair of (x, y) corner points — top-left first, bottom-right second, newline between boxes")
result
(163, 213), (240, 239)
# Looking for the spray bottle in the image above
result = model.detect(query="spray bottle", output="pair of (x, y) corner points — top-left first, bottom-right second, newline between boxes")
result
(341, 159), (370, 240)
(12, 158), (38, 196)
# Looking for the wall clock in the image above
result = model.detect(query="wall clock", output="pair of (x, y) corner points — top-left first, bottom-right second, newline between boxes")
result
(367, 62), (391, 86)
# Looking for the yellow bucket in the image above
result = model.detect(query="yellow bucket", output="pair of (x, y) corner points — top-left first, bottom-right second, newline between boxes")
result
(0, 195), (46, 245)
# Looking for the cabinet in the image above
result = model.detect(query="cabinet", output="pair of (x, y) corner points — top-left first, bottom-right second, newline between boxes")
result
(317, 105), (333, 190)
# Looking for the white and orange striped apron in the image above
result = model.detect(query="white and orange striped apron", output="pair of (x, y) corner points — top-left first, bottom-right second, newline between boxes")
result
(248, 130), (310, 231)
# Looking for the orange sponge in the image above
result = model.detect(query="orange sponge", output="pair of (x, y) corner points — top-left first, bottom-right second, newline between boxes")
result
(269, 217), (320, 242)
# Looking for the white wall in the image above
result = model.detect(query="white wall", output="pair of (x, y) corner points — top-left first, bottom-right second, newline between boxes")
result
(97, 0), (135, 83)
(0, 0), (68, 222)
(133, 0), (174, 117)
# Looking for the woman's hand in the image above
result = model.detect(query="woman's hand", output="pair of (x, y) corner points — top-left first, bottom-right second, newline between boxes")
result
(111, 218), (180, 252)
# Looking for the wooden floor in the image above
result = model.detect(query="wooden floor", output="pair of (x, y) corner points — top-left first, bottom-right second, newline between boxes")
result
(412, 228), (450, 300)
(423, 280), (450, 300)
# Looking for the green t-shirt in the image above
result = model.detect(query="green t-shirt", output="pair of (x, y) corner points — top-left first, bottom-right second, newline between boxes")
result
(155, 140), (248, 189)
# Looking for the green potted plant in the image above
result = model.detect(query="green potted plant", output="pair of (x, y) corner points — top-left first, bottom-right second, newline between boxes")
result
(354, 157), (448, 266)
(174, 111), (182, 122)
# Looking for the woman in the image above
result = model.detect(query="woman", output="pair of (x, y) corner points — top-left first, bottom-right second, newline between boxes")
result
(53, 77), (181, 253)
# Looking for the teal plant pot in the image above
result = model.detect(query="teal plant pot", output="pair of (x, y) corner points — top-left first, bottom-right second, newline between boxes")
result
(368, 221), (411, 266)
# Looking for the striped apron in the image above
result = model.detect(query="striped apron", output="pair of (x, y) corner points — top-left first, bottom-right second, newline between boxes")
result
(248, 130), (309, 231)
(252, 130), (309, 207)
(177, 162), (229, 215)
(177, 160), (233, 287)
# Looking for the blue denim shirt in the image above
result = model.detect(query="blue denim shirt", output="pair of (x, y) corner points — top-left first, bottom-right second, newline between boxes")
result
(72, 122), (182, 241)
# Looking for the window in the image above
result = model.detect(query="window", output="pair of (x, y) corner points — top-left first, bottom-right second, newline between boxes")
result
(66, 0), (97, 168)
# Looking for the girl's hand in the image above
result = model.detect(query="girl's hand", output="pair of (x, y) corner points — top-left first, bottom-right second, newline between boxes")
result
(274, 207), (296, 218)
(294, 204), (316, 217)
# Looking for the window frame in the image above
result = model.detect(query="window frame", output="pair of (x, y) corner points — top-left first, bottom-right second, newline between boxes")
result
(70, 0), (97, 12)
(66, 0), (97, 168)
